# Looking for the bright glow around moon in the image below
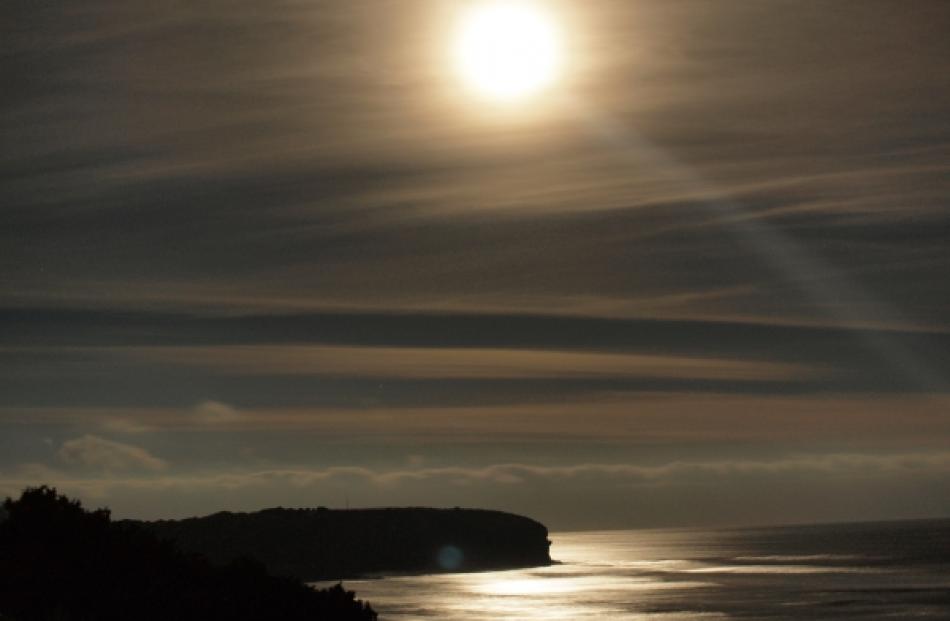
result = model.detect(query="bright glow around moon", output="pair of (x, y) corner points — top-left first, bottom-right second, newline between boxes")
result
(454, 2), (562, 102)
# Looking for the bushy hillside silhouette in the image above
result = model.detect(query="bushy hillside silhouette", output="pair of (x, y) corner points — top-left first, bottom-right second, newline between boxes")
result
(0, 487), (376, 621)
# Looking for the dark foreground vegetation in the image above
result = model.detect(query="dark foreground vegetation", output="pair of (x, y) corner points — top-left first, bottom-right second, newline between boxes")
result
(134, 506), (552, 580)
(0, 487), (376, 621)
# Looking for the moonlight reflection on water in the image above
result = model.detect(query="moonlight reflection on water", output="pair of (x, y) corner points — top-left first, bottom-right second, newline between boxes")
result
(332, 522), (950, 620)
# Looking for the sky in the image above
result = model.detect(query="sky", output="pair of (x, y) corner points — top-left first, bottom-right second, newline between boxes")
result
(2, 0), (949, 530)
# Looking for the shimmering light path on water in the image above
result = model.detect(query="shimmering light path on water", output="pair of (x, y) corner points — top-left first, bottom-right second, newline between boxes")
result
(332, 520), (950, 620)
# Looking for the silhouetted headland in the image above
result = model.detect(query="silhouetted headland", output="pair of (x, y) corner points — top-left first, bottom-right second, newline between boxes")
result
(131, 506), (552, 581)
(0, 487), (376, 621)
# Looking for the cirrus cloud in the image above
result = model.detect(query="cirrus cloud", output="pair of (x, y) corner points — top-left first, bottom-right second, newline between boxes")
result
(58, 435), (167, 473)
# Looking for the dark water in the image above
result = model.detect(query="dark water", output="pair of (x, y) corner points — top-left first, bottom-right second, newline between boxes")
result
(336, 519), (950, 620)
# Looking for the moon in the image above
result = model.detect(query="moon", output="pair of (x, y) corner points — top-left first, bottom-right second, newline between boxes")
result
(454, 2), (563, 102)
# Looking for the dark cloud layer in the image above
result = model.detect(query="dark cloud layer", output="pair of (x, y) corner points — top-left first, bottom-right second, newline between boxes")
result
(2, 0), (949, 527)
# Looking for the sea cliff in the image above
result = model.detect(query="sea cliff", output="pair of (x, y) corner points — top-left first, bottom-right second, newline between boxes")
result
(133, 507), (552, 581)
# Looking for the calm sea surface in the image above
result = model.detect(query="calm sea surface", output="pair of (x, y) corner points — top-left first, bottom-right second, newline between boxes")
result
(332, 519), (950, 620)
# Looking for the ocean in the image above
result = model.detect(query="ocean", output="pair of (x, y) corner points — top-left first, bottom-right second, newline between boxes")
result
(335, 518), (950, 620)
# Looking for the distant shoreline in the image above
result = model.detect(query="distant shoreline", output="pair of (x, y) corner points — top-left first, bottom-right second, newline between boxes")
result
(545, 515), (950, 536)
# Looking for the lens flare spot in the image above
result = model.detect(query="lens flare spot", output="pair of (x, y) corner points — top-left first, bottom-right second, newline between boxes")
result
(438, 545), (464, 570)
